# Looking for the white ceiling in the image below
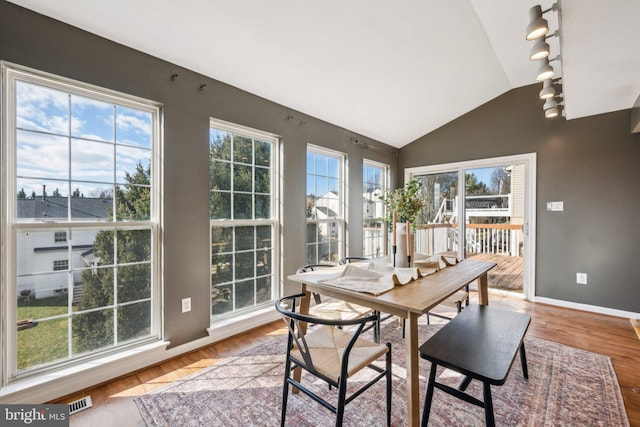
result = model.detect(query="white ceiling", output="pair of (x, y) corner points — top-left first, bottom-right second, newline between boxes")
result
(9, 0), (640, 148)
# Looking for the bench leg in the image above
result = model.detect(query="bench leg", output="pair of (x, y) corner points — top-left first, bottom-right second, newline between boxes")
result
(421, 363), (438, 427)
(520, 342), (529, 379)
(483, 381), (495, 427)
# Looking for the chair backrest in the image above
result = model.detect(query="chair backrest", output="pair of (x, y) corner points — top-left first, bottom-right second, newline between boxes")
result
(275, 293), (378, 377)
(338, 256), (369, 265)
(295, 263), (336, 274)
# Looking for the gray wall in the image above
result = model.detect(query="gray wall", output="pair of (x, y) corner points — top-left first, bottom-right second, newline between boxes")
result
(0, 1), (398, 347)
(400, 85), (640, 313)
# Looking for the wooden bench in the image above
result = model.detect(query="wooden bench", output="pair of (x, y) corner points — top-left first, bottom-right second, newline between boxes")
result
(418, 304), (531, 427)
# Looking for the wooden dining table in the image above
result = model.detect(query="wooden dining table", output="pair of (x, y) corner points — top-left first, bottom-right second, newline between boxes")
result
(287, 259), (496, 427)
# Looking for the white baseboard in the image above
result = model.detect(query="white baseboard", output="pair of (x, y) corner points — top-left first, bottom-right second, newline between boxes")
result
(534, 296), (640, 319)
(0, 307), (280, 404)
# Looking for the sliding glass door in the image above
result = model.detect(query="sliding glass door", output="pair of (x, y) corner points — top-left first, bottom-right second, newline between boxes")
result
(407, 153), (536, 300)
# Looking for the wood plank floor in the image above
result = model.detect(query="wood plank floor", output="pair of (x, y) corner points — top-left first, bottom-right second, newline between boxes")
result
(53, 293), (640, 427)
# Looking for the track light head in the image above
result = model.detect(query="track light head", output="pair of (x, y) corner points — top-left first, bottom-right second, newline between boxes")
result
(526, 5), (549, 40)
(545, 107), (559, 118)
(529, 38), (550, 60)
(539, 79), (555, 99)
(536, 59), (554, 81)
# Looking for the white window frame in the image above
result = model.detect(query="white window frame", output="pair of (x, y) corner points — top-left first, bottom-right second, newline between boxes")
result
(209, 118), (281, 321)
(1, 62), (163, 382)
(305, 145), (347, 264)
(362, 159), (390, 258)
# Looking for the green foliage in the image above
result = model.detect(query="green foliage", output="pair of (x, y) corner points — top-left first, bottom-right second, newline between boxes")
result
(72, 161), (151, 353)
(17, 188), (27, 199)
(379, 178), (425, 226)
(465, 173), (489, 195)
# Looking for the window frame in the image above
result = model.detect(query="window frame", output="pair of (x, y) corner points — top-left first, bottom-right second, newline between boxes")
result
(362, 159), (390, 258)
(1, 62), (163, 381)
(305, 145), (347, 264)
(209, 117), (280, 321)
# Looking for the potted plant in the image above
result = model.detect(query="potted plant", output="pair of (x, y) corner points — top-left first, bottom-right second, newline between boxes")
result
(379, 178), (425, 266)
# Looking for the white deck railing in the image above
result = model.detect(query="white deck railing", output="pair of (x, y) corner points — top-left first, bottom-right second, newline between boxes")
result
(415, 223), (523, 257)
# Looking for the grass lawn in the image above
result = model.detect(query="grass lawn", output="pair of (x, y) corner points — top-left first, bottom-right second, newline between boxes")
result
(16, 296), (69, 370)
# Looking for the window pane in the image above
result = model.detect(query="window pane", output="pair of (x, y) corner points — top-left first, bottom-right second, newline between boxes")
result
(316, 154), (328, 176)
(256, 226), (271, 249)
(17, 272), (68, 317)
(71, 95), (114, 142)
(233, 193), (252, 219)
(115, 106), (152, 149)
(212, 283), (233, 315)
(211, 253), (233, 284)
(17, 131), (69, 180)
(211, 227), (232, 254)
(257, 249), (271, 276)
(116, 146), (151, 185)
(235, 279), (255, 309)
(210, 191), (231, 219)
(116, 184), (150, 221)
(235, 226), (254, 252)
(234, 164), (253, 193)
(255, 195), (270, 219)
(118, 301), (151, 342)
(71, 139), (113, 183)
(72, 309), (114, 355)
(210, 161), (231, 191)
(70, 183), (113, 221)
(233, 135), (252, 164)
(255, 140), (271, 167)
(117, 264), (151, 303)
(256, 277), (271, 304)
(234, 252), (254, 280)
(17, 318), (68, 371)
(210, 130), (231, 161)
(117, 229), (151, 264)
(16, 81), (69, 134)
(76, 266), (114, 310)
(254, 167), (270, 193)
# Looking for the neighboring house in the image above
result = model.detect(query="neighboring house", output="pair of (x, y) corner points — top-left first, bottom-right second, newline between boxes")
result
(16, 196), (111, 299)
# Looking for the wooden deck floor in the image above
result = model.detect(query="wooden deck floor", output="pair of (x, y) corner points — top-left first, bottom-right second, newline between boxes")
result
(468, 252), (523, 291)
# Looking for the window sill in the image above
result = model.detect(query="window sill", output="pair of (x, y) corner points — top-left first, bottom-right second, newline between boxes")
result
(208, 305), (280, 342)
(0, 340), (170, 404)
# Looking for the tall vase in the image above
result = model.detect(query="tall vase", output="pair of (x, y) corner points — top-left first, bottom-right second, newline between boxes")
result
(391, 222), (413, 268)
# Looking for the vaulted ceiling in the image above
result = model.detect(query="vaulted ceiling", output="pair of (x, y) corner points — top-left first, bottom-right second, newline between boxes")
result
(9, 0), (640, 147)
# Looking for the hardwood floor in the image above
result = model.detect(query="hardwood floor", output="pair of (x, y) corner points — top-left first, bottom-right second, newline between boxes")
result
(53, 293), (640, 426)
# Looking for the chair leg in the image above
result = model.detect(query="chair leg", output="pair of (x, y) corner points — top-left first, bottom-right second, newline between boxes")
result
(483, 381), (495, 427)
(336, 378), (348, 427)
(373, 310), (381, 344)
(421, 363), (438, 427)
(386, 343), (392, 427)
(520, 342), (529, 379)
(281, 358), (292, 427)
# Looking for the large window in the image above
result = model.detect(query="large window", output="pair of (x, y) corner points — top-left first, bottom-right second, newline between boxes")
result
(209, 119), (279, 318)
(363, 160), (389, 258)
(2, 63), (161, 379)
(306, 146), (345, 264)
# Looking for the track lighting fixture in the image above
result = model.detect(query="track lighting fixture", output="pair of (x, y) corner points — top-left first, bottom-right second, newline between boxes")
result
(526, 5), (549, 40)
(536, 58), (554, 81)
(526, 4), (563, 118)
(539, 79), (555, 99)
(529, 38), (550, 60)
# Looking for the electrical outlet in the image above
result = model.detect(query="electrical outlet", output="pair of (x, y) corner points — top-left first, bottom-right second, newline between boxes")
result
(576, 273), (587, 285)
(181, 297), (191, 313)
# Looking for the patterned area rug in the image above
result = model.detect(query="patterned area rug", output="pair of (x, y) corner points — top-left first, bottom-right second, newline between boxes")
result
(135, 321), (629, 426)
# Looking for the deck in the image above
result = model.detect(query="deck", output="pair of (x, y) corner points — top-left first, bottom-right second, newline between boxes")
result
(467, 252), (523, 291)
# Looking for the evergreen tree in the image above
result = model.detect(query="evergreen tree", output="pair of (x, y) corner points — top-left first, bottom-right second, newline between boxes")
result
(17, 188), (27, 199)
(73, 162), (151, 353)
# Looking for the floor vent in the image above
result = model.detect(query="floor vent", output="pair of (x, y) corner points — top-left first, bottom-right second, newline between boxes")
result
(69, 396), (92, 415)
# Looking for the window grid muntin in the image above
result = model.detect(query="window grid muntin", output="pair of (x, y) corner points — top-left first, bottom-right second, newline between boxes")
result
(210, 119), (278, 320)
(3, 63), (162, 379)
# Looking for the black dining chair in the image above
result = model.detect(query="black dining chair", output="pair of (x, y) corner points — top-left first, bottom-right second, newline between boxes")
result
(275, 293), (392, 427)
